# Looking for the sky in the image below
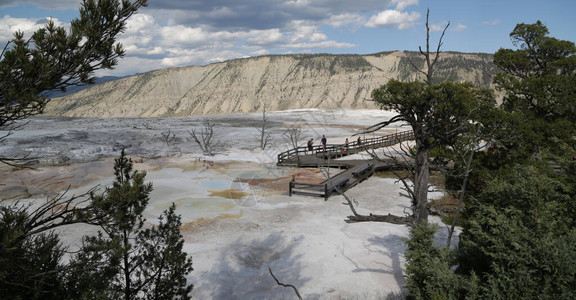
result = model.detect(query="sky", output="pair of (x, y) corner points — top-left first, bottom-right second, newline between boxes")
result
(1, 0), (574, 77)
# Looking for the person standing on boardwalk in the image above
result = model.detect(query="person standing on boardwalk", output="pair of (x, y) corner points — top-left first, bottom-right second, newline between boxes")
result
(345, 138), (349, 151)
(321, 135), (327, 151)
(357, 136), (361, 147)
(307, 138), (314, 153)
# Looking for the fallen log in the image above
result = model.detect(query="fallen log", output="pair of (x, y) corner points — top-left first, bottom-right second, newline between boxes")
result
(346, 213), (412, 225)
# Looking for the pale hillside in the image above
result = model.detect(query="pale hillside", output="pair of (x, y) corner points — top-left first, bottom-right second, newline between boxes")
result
(45, 51), (498, 117)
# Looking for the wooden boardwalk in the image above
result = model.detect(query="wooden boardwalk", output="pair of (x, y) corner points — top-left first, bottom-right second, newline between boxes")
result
(277, 131), (414, 200)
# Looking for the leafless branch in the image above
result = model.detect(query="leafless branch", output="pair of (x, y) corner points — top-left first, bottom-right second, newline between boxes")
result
(283, 126), (302, 149)
(161, 129), (176, 146)
(425, 9), (450, 84)
(0, 40), (11, 59)
(268, 266), (302, 300)
(407, 9), (451, 85)
(366, 140), (416, 205)
(6, 186), (103, 241)
(188, 119), (222, 156)
(256, 102), (272, 150)
(444, 121), (506, 246)
(432, 18), (450, 74)
(361, 115), (407, 135)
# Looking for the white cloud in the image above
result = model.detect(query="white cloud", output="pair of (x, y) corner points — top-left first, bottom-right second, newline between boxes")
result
(95, 56), (161, 76)
(326, 14), (366, 28)
(392, 0), (419, 11)
(97, 49), (246, 76)
(3, 0), (417, 77)
(482, 19), (501, 26)
(284, 41), (356, 49)
(310, 32), (327, 42)
(206, 6), (235, 18)
(100, 11), (358, 76)
(430, 21), (449, 32)
(0, 0), (81, 10)
(366, 10), (421, 29)
(289, 23), (326, 43)
(429, 21), (465, 32)
(0, 15), (66, 42)
(161, 54), (207, 67)
(250, 49), (270, 56)
(453, 23), (467, 32)
(125, 13), (156, 33)
(160, 26), (210, 47)
(0, 16), (38, 41)
(245, 29), (286, 46)
(147, 47), (165, 55)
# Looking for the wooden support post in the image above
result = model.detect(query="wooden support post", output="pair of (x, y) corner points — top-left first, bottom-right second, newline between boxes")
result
(324, 184), (328, 201)
(289, 175), (295, 197)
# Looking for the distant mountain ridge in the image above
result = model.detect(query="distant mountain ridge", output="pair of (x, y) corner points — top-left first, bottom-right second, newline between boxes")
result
(47, 76), (125, 98)
(44, 51), (499, 117)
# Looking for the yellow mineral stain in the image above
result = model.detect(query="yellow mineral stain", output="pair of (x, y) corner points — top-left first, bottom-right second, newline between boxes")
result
(180, 217), (213, 230)
(208, 189), (248, 200)
(217, 210), (243, 219)
(179, 210), (243, 231)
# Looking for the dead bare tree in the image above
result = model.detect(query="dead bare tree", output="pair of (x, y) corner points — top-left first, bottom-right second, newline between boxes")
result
(366, 10), (455, 225)
(283, 126), (302, 149)
(342, 188), (412, 224)
(443, 121), (507, 246)
(366, 87), (493, 226)
(444, 139), (476, 247)
(161, 129), (177, 146)
(283, 126), (302, 166)
(256, 103), (272, 150)
(409, 9), (450, 85)
(188, 119), (222, 156)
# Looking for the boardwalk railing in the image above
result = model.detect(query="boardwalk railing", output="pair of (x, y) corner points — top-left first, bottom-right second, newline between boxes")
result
(289, 178), (350, 201)
(277, 130), (414, 166)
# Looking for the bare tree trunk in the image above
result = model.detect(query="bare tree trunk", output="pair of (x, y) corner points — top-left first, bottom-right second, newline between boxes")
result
(188, 119), (221, 156)
(413, 146), (430, 225)
(257, 103), (272, 150)
(410, 9), (450, 85)
(123, 229), (131, 300)
(161, 129), (176, 146)
(446, 149), (474, 246)
(283, 126), (301, 149)
(408, 9), (449, 225)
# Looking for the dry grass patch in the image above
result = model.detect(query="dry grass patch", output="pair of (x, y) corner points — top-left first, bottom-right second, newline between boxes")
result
(431, 193), (466, 226)
(428, 171), (445, 189)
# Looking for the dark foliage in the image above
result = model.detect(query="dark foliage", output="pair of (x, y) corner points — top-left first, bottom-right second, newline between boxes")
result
(0, 0), (147, 166)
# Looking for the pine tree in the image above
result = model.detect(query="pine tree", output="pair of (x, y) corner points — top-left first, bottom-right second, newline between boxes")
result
(0, 0), (147, 166)
(0, 210), (67, 299)
(402, 21), (576, 299)
(457, 165), (576, 298)
(68, 150), (193, 299)
(493, 20), (576, 158)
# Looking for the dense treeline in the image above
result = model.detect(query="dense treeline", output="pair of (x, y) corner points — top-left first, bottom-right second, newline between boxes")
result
(0, 1), (194, 299)
(403, 21), (576, 299)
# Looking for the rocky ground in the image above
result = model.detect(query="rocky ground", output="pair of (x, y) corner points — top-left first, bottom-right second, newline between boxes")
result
(0, 109), (455, 299)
